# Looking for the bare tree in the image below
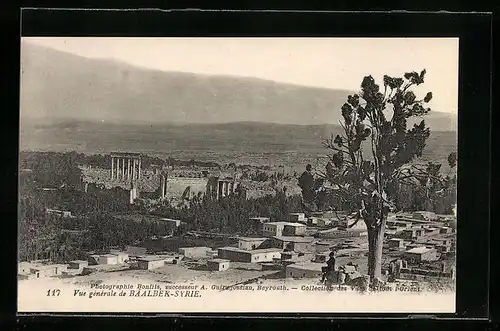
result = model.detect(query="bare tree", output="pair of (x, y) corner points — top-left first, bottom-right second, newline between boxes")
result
(317, 70), (436, 281)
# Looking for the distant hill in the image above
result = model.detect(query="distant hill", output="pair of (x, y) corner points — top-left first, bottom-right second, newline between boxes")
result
(20, 41), (457, 130)
(20, 120), (457, 173)
(20, 41), (457, 170)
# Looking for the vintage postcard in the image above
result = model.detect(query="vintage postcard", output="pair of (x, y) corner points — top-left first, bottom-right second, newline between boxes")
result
(18, 37), (458, 313)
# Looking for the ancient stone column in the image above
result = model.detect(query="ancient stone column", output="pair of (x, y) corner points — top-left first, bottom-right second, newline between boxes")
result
(111, 157), (115, 180)
(122, 158), (126, 180)
(116, 157), (120, 180)
(127, 158), (131, 180)
(117, 158), (121, 180)
(121, 158), (125, 180)
(123, 158), (127, 179)
(136, 158), (139, 180)
(160, 175), (166, 199)
(132, 159), (136, 180)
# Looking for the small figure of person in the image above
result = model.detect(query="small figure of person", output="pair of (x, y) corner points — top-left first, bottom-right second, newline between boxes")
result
(321, 251), (336, 282)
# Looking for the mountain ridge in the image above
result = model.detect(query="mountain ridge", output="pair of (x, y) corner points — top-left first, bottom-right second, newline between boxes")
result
(23, 117), (456, 132)
(20, 41), (457, 130)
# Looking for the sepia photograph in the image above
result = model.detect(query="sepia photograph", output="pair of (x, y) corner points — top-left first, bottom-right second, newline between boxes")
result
(18, 37), (458, 313)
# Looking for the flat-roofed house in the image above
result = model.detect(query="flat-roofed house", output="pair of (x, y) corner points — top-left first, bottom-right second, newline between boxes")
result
(310, 211), (336, 219)
(237, 237), (268, 250)
(339, 219), (368, 232)
(436, 244), (451, 253)
(384, 226), (399, 237)
(262, 221), (289, 237)
(29, 264), (68, 278)
(316, 228), (367, 239)
(401, 228), (425, 240)
(424, 227), (440, 236)
(217, 247), (282, 263)
(178, 246), (212, 259)
(439, 226), (453, 234)
(396, 215), (431, 226)
(404, 247), (439, 262)
(289, 213), (306, 223)
(315, 241), (334, 253)
(307, 217), (317, 225)
(137, 256), (167, 270)
(388, 238), (407, 249)
(18, 262), (33, 274)
(281, 251), (299, 262)
(280, 251), (314, 264)
(440, 238), (452, 247)
(283, 223), (307, 236)
(316, 218), (333, 227)
(386, 219), (413, 229)
(412, 211), (438, 221)
(98, 254), (119, 265)
(207, 259), (230, 271)
(69, 260), (89, 269)
(249, 217), (270, 232)
(270, 236), (315, 252)
(109, 251), (129, 264)
(406, 243), (426, 250)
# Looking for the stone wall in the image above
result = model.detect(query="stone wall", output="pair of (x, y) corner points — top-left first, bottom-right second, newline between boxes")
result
(82, 167), (209, 200)
(81, 166), (303, 201)
(166, 177), (209, 199)
(81, 167), (160, 192)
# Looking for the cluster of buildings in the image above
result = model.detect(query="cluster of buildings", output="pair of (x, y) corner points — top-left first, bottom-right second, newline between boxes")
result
(384, 257), (456, 283)
(215, 213), (315, 265)
(384, 211), (456, 263)
(18, 260), (69, 280)
(19, 208), (456, 286)
(18, 246), (185, 279)
(212, 210), (456, 284)
(18, 250), (133, 280)
(206, 212), (369, 279)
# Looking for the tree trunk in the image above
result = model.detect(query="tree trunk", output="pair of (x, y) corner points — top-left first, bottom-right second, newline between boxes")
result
(367, 217), (386, 282)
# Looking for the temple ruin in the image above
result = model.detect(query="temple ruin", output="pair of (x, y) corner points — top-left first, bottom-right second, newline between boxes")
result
(110, 152), (142, 182)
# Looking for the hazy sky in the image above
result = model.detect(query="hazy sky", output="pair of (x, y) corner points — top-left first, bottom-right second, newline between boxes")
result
(24, 37), (459, 114)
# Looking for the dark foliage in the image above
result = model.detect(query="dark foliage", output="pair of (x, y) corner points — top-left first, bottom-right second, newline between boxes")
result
(18, 152), (302, 262)
(316, 70), (456, 280)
